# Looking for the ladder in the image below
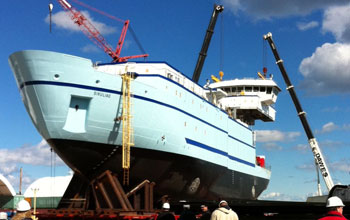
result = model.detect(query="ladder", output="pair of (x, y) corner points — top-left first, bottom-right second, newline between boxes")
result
(121, 71), (134, 185)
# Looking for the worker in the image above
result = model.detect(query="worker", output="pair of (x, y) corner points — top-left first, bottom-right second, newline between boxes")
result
(318, 196), (347, 220)
(12, 200), (32, 220)
(210, 200), (238, 220)
(157, 202), (175, 220)
(179, 204), (196, 220)
(0, 212), (7, 220)
(199, 204), (211, 220)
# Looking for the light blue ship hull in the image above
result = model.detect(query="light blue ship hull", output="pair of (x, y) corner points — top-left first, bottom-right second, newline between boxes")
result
(9, 50), (270, 201)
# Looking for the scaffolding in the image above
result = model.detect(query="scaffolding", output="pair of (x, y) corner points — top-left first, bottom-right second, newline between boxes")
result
(121, 71), (134, 185)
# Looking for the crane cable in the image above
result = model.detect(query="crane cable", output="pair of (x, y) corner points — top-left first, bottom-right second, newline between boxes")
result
(262, 37), (267, 77)
(129, 25), (147, 55)
(220, 12), (224, 72)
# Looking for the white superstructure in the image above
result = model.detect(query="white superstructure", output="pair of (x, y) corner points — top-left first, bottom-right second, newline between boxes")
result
(206, 77), (281, 125)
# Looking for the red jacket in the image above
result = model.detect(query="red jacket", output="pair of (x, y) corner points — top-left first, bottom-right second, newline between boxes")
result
(318, 211), (348, 220)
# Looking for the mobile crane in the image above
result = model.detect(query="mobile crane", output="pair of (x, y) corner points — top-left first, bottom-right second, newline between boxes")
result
(192, 4), (224, 83)
(263, 32), (335, 193)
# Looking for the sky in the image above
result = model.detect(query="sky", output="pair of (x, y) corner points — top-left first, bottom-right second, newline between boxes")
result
(1, 0), (350, 201)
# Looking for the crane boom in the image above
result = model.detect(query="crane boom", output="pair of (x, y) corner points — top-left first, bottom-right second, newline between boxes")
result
(57, 0), (148, 62)
(192, 4), (224, 83)
(263, 32), (335, 191)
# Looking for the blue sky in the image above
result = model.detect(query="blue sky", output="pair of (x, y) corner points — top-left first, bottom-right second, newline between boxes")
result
(1, 0), (350, 201)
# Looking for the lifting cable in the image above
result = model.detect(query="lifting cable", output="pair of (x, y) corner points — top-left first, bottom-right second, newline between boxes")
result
(70, 0), (148, 57)
(262, 37), (267, 76)
(220, 12), (224, 72)
(71, 0), (124, 23)
(129, 25), (147, 56)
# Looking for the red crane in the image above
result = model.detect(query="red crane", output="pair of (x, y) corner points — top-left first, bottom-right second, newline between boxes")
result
(57, 0), (148, 62)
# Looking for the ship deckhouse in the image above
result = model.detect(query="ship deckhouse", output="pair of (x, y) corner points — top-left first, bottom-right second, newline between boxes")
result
(206, 77), (281, 125)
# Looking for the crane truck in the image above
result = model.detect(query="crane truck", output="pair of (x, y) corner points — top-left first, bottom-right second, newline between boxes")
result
(263, 32), (350, 202)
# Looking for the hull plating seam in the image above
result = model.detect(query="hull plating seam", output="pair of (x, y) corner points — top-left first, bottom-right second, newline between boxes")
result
(20, 80), (255, 149)
(185, 138), (255, 167)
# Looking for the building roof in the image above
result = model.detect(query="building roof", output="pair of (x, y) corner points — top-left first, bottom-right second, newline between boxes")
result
(24, 175), (72, 197)
(0, 174), (16, 197)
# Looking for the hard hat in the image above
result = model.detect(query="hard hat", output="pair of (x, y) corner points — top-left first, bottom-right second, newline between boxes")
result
(17, 200), (31, 212)
(162, 202), (170, 209)
(0, 212), (7, 220)
(219, 200), (227, 206)
(326, 196), (345, 208)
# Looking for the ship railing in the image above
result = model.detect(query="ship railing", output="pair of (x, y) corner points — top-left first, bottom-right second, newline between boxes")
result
(265, 164), (272, 171)
(163, 69), (208, 100)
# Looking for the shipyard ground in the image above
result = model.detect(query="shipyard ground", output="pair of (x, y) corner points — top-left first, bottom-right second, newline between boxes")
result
(12, 200), (345, 220)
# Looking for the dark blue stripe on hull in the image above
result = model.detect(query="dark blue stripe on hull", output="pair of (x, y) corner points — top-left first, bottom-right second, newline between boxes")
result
(185, 138), (255, 167)
(47, 138), (269, 201)
(20, 80), (255, 150)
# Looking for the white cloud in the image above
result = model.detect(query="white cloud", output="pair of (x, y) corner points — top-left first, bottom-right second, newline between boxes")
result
(315, 122), (338, 134)
(261, 143), (283, 151)
(296, 163), (315, 172)
(297, 21), (319, 31)
(81, 44), (100, 53)
(297, 157), (350, 175)
(322, 5), (350, 43)
(260, 192), (281, 199)
(329, 160), (350, 173)
(0, 139), (65, 166)
(0, 140), (67, 192)
(259, 192), (305, 201)
(0, 164), (17, 176)
(4, 173), (32, 195)
(220, 0), (349, 20)
(45, 10), (117, 35)
(256, 130), (300, 142)
(299, 42), (350, 95)
(343, 124), (350, 130)
(319, 140), (343, 149)
(322, 106), (341, 112)
(293, 143), (309, 154)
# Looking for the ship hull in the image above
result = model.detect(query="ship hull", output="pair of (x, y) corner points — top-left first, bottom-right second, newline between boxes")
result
(9, 50), (271, 201)
(48, 138), (269, 201)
